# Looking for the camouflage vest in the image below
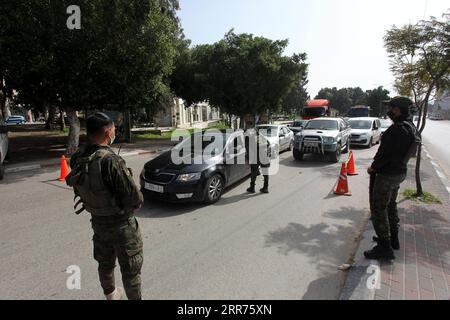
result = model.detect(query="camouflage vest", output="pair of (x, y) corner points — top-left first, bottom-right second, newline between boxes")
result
(68, 149), (123, 216)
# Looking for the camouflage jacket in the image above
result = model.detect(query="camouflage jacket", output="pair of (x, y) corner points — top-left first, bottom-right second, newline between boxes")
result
(69, 144), (143, 220)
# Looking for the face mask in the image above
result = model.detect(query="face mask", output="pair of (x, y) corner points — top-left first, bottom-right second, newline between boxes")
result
(109, 134), (116, 145)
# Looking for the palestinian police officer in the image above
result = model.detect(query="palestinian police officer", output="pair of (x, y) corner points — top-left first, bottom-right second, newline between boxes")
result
(365, 97), (419, 260)
(66, 112), (144, 300)
(245, 128), (271, 194)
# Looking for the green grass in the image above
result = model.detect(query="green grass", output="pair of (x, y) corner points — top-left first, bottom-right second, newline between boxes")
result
(133, 130), (175, 139)
(133, 123), (231, 140)
(403, 189), (442, 204)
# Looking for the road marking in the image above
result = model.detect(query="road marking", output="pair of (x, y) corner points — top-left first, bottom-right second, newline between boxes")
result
(424, 149), (450, 196)
(436, 170), (446, 180)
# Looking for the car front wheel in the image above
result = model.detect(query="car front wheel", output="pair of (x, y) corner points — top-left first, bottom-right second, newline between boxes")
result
(293, 148), (304, 160)
(204, 174), (224, 204)
(329, 144), (341, 163)
(288, 140), (293, 151)
(0, 161), (4, 180)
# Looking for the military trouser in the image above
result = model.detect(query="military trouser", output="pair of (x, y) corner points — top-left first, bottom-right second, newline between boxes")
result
(370, 173), (406, 242)
(250, 164), (269, 189)
(91, 216), (144, 300)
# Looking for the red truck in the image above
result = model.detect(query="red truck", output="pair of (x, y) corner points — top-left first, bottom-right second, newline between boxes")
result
(302, 99), (331, 120)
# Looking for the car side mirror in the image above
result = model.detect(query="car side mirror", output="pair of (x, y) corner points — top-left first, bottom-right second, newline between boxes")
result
(0, 125), (8, 134)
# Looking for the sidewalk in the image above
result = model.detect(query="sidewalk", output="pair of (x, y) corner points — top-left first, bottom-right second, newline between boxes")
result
(341, 153), (450, 300)
(4, 139), (175, 174)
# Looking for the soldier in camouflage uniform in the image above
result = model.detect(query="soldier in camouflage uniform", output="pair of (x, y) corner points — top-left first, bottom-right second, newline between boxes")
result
(365, 97), (418, 260)
(245, 129), (271, 194)
(66, 113), (144, 300)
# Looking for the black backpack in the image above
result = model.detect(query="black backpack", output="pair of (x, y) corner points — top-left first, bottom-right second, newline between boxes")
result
(401, 121), (422, 165)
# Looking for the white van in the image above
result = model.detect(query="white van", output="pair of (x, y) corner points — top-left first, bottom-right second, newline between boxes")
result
(348, 117), (382, 148)
(0, 120), (9, 180)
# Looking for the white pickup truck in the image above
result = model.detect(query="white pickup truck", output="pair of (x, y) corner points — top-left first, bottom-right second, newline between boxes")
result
(292, 117), (351, 163)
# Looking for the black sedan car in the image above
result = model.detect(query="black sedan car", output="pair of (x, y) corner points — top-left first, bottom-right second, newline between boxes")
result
(140, 129), (251, 204)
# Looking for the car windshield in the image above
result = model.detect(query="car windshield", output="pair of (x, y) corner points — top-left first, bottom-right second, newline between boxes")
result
(293, 121), (307, 127)
(380, 120), (392, 128)
(347, 108), (370, 117)
(303, 107), (326, 117)
(349, 120), (372, 129)
(257, 126), (278, 137)
(305, 120), (338, 131)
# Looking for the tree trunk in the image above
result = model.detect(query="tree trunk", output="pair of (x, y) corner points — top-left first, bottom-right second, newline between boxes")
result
(66, 107), (80, 156)
(59, 107), (66, 132)
(46, 106), (57, 130)
(239, 117), (245, 130)
(415, 143), (423, 196)
(124, 108), (132, 143)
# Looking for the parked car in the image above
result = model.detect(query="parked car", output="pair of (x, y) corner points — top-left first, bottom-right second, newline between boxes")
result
(293, 117), (351, 163)
(380, 118), (393, 135)
(289, 120), (309, 134)
(429, 113), (444, 120)
(5, 115), (26, 125)
(140, 129), (250, 204)
(0, 120), (9, 180)
(348, 117), (382, 148)
(256, 124), (294, 154)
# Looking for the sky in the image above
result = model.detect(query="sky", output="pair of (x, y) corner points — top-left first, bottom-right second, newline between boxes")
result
(178, 0), (449, 98)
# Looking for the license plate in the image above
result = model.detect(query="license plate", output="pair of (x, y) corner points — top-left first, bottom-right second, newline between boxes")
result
(145, 183), (164, 193)
(304, 142), (318, 147)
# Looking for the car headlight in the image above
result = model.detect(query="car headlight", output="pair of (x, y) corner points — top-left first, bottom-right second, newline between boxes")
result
(140, 168), (145, 178)
(360, 133), (369, 138)
(177, 172), (202, 182)
(322, 137), (335, 144)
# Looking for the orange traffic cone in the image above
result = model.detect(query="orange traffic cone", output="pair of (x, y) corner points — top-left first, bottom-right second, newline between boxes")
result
(58, 155), (70, 182)
(334, 163), (352, 196)
(346, 151), (358, 176)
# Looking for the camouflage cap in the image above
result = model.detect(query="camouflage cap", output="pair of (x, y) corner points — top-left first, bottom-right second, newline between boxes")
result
(382, 96), (414, 114)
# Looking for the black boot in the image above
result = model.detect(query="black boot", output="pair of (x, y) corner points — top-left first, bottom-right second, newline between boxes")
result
(247, 186), (256, 194)
(260, 187), (269, 194)
(373, 231), (400, 250)
(390, 230), (400, 250)
(364, 239), (395, 260)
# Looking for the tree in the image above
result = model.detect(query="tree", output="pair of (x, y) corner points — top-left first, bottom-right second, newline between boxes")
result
(280, 75), (309, 117)
(315, 87), (352, 114)
(366, 86), (391, 117)
(1, 0), (181, 153)
(171, 31), (308, 127)
(384, 11), (450, 196)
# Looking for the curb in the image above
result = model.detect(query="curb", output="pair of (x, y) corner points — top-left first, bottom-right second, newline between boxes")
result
(4, 148), (168, 175)
(339, 223), (379, 300)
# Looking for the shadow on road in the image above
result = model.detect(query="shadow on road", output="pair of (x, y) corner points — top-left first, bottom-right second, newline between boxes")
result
(0, 166), (59, 185)
(264, 206), (369, 280)
(137, 176), (252, 218)
(302, 272), (347, 300)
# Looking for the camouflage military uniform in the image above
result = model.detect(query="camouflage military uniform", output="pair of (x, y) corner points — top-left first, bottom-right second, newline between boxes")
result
(370, 117), (416, 242)
(370, 173), (406, 240)
(246, 134), (271, 190)
(68, 144), (144, 300)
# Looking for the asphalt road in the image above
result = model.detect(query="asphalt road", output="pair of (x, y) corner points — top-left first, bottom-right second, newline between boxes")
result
(422, 120), (450, 180)
(0, 146), (378, 300)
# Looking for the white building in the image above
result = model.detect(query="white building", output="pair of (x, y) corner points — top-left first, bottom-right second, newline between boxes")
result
(153, 98), (223, 129)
